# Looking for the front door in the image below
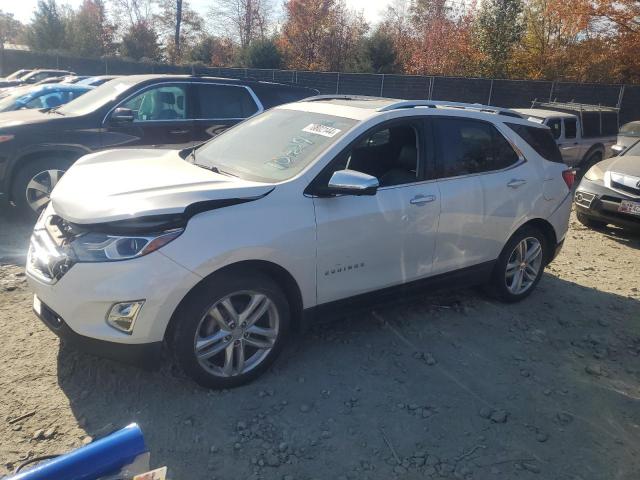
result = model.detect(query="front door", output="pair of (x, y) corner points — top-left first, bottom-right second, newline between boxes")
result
(103, 83), (193, 150)
(312, 121), (440, 304)
(560, 117), (582, 166)
(191, 83), (261, 144)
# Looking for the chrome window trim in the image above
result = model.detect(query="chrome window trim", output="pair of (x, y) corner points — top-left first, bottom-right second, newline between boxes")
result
(102, 81), (264, 125)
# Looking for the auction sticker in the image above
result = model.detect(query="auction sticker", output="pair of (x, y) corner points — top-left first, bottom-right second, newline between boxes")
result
(302, 124), (341, 137)
(134, 466), (167, 480)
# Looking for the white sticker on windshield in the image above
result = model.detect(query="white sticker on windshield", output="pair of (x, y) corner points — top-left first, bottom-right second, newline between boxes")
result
(302, 124), (341, 138)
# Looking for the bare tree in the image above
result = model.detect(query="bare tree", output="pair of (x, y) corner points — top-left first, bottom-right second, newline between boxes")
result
(208, 0), (273, 49)
(110, 0), (156, 28)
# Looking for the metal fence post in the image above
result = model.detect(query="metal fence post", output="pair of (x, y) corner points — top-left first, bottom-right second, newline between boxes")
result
(104, 58), (108, 74)
(336, 72), (340, 94)
(380, 74), (385, 97)
(487, 79), (494, 105)
(548, 81), (555, 102)
(617, 85), (626, 109)
(428, 76), (434, 100)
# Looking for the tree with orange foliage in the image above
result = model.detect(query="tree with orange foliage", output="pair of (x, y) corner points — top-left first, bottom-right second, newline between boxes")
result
(279, 0), (367, 71)
(404, 0), (480, 76)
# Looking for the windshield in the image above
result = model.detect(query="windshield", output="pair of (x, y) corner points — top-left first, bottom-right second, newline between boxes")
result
(6, 70), (30, 81)
(194, 108), (358, 182)
(619, 122), (640, 137)
(57, 78), (137, 116)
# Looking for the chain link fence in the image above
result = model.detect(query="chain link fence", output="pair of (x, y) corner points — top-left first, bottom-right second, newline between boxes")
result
(3, 49), (639, 123)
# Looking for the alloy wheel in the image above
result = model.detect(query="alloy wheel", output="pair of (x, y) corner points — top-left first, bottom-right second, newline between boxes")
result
(194, 291), (279, 377)
(505, 237), (543, 295)
(25, 169), (65, 212)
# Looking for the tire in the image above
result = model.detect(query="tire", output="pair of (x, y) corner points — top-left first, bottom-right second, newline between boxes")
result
(486, 226), (547, 303)
(576, 211), (607, 229)
(11, 157), (74, 217)
(171, 271), (291, 389)
(577, 150), (603, 180)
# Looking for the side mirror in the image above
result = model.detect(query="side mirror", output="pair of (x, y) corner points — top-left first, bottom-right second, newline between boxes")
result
(110, 107), (134, 124)
(327, 169), (379, 196)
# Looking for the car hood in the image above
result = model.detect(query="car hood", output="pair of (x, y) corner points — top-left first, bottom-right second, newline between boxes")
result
(51, 149), (274, 224)
(598, 155), (640, 177)
(0, 108), (55, 128)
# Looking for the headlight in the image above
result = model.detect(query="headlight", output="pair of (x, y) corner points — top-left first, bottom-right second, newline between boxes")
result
(584, 164), (604, 182)
(71, 228), (183, 262)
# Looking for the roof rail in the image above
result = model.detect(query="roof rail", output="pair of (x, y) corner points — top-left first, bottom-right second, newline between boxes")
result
(531, 100), (619, 113)
(304, 94), (388, 102)
(377, 100), (523, 118)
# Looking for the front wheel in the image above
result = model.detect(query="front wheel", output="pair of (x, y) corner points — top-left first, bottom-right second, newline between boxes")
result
(486, 227), (547, 303)
(171, 271), (290, 389)
(11, 157), (74, 217)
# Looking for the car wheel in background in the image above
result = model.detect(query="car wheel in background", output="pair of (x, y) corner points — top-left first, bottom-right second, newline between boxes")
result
(11, 157), (74, 217)
(171, 271), (291, 389)
(486, 226), (547, 303)
(576, 211), (608, 230)
(577, 150), (603, 180)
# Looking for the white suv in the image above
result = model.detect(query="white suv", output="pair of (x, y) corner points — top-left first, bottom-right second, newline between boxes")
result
(26, 96), (573, 388)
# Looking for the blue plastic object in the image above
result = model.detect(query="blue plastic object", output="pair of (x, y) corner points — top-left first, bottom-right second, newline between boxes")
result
(9, 423), (147, 480)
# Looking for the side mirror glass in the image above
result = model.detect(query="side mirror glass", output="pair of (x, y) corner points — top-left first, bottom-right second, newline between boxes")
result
(327, 169), (379, 196)
(110, 107), (134, 124)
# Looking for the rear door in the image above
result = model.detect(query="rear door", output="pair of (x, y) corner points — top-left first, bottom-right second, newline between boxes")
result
(191, 83), (262, 144)
(102, 83), (194, 149)
(432, 116), (530, 275)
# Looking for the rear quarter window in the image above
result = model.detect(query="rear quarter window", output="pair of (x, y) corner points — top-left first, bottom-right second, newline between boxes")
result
(506, 123), (564, 164)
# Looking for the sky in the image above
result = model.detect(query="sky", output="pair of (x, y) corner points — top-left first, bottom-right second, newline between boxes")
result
(3, 0), (391, 27)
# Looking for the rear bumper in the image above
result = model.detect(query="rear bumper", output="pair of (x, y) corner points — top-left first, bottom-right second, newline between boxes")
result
(574, 178), (640, 230)
(33, 295), (162, 368)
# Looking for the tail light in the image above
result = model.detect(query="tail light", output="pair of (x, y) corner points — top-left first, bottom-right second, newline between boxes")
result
(562, 169), (575, 189)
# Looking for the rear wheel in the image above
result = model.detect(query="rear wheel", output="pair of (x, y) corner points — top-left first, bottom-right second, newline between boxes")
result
(171, 271), (290, 389)
(486, 227), (547, 302)
(576, 211), (607, 229)
(11, 157), (74, 217)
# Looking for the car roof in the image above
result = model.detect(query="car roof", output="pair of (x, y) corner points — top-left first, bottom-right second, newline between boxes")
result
(281, 96), (537, 125)
(116, 74), (315, 91)
(512, 108), (576, 119)
(36, 83), (93, 91)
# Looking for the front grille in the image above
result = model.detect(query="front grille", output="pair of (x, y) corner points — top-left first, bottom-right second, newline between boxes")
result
(575, 191), (596, 208)
(609, 172), (640, 197)
(611, 180), (640, 196)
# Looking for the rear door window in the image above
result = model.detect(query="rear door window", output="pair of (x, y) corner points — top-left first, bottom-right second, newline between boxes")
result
(547, 118), (562, 139)
(506, 123), (564, 163)
(195, 84), (259, 119)
(564, 118), (577, 139)
(433, 118), (519, 178)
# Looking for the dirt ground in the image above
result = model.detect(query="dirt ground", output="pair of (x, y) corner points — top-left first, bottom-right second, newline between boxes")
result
(0, 209), (639, 480)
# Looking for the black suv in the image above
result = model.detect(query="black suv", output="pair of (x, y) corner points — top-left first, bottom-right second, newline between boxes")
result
(0, 75), (316, 214)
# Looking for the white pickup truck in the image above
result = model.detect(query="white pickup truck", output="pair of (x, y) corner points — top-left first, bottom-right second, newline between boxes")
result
(514, 102), (618, 170)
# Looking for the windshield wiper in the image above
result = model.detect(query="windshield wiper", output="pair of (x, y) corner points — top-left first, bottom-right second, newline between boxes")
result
(46, 106), (65, 115)
(194, 163), (237, 177)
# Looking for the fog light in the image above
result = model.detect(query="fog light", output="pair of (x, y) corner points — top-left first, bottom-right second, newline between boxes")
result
(106, 301), (144, 334)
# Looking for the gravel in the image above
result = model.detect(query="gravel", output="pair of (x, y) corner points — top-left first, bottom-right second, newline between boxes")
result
(1, 211), (640, 479)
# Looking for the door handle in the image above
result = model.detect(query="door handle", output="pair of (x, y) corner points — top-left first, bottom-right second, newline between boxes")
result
(410, 194), (436, 205)
(169, 129), (189, 135)
(507, 179), (527, 188)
